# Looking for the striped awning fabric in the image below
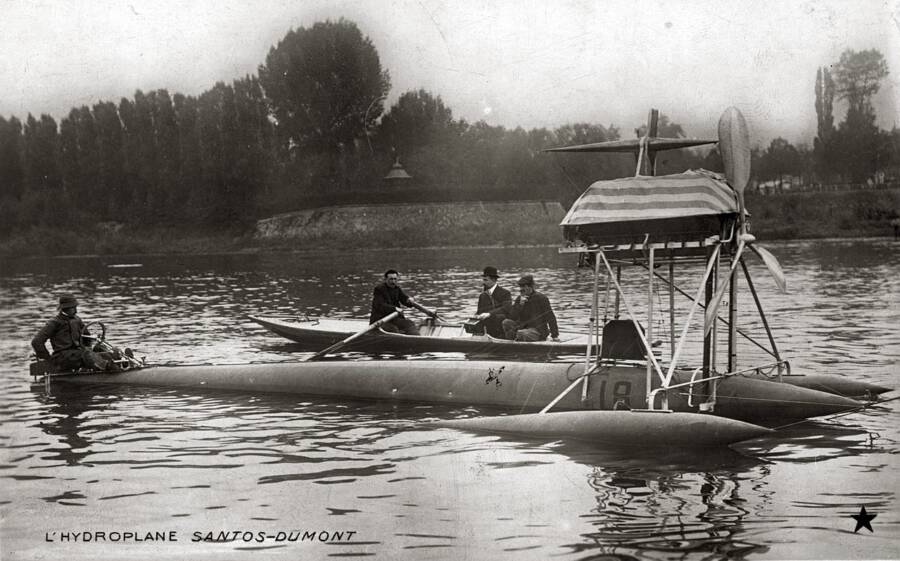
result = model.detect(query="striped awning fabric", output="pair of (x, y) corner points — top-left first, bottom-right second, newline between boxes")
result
(560, 169), (739, 226)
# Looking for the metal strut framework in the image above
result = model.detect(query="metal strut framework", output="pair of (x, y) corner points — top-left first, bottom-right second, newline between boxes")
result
(564, 229), (787, 414)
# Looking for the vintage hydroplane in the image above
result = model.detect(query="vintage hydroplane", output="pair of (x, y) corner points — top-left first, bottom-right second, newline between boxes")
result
(29, 108), (890, 448)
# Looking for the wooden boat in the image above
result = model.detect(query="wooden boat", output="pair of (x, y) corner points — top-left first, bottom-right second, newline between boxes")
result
(248, 315), (589, 355)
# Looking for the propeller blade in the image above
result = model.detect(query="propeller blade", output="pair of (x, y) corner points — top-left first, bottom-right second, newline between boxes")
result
(704, 241), (747, 336)
(543, 137), (717, 153)
(750, 245), (787, 293)
(717, 107), (751, 203)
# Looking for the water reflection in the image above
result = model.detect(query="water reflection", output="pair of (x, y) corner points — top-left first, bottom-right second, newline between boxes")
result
(32, 386), (97, 466)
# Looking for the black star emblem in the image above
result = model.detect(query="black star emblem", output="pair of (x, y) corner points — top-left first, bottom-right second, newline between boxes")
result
(851, 506), (877, 533)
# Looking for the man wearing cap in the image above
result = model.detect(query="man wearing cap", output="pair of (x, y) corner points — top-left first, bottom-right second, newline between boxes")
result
(31, 295), (121, 372)
(473, 266), (512, 338)
(502, 275), (560, 342)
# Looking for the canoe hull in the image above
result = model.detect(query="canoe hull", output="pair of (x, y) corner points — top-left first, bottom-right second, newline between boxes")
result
(44, 359), (861, 423)
(249, 316), (589, 355)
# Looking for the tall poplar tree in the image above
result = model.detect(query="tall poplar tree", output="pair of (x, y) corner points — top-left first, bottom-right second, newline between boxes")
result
(0, 116), (25, 233)
(58, 110), (82, 201)
(814, 67), (836, 180)
(23, 114), (61, 223)
(173, 93), (201, 218)
(93, 101), (125, 220)
(831, 49), (889, 182)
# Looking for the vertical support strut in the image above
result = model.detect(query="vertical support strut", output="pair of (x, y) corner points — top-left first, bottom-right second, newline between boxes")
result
(663, 244), (722, 388)
(668, 261), (675, 362)
(601, 268), (611, 366)
(702, 245), (717, 408)
(646, 247), (655, 407)
(597, 251), (667, 389)
(728, 252), (739, 372)
(614, 266), (622, 319)
(582, 253), (601, 403)
(740, 257), (781, 361)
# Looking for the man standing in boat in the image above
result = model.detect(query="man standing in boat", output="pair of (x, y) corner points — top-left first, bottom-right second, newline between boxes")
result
(502, 275), (560, 342)
(370, 269), (432, 336)
(473, 266), (512, 338)
(31, 294), (122, 372)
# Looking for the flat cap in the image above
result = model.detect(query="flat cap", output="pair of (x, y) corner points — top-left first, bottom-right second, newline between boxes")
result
(517, 274), (534, 286)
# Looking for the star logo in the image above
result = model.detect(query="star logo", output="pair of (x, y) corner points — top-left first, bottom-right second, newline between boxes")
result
(851, 506), (877, 533)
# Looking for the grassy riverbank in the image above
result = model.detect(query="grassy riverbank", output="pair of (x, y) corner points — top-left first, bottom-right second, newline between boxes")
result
(744, 187), (900, 239)
(0, 224), (253, 258)
(2, 188), (898, 258)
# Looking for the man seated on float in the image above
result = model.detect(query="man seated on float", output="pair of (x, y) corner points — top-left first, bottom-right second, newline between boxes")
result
(369, 269), (433, 336)
(473, 266), (512, 338)
(31, 294), (123, 372)
(501, 275), (560, 342)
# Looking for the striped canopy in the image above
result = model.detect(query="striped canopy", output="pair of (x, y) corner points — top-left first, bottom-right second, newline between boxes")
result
(561, 169), (739, 226)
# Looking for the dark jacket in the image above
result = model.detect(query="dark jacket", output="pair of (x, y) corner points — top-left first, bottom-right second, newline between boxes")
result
(370, 283), (413, 323)
(476, 285), (512, 319)
(508, 291), (559, 339)
(31, 313), (89, 359)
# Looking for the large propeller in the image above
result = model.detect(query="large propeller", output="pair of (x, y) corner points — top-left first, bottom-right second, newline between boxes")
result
(704, 107), (786, 335)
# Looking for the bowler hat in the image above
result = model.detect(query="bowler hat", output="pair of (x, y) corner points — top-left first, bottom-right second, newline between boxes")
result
(58, 294), (78, 309)
(482, 266), (499, 279)
(517, 274), (534, 286)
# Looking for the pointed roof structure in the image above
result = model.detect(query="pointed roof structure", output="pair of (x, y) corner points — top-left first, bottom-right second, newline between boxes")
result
(384, 158), (413, 181)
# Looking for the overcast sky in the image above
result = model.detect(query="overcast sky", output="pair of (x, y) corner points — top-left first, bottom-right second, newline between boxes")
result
(2, 0), (897, 147)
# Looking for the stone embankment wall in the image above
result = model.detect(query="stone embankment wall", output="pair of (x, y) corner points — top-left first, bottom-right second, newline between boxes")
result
(255, 201), (567, 248)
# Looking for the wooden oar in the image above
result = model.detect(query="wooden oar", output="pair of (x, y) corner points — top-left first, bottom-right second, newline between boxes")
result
(409, 301), (442, 322)
(305, 311), (400, 361)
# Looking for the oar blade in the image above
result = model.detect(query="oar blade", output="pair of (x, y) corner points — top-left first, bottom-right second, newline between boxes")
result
(305, 311), (400, 361)
(717, 107), (751, 197)
(751, 245), (787, 293)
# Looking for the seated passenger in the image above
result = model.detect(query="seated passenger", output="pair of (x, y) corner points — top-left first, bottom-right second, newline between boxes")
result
(502, 275), (560, 342)
(473, 266), (512, 338)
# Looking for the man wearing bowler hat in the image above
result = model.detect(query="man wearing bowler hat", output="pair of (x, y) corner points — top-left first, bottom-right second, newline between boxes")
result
(473, 266), (512, 338)
(31, 294), (122, 372)
(502, 275), (560, 342)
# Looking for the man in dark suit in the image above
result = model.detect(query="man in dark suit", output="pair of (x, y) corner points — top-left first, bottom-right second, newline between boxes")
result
(502, 275), (560, 342)
(370, 269), (431, 335)
(474, 266), (512, 338)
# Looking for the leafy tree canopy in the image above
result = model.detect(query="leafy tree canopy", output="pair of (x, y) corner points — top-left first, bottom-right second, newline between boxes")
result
(377, 89), (455, 158)
(259, 19), (390, 154)
(833, 49), (888, 112)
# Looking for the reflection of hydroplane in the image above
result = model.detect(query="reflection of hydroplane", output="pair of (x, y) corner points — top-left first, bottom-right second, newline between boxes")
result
(30, 109), (889, 449)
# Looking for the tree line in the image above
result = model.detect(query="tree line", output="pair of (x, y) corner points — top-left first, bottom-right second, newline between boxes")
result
(0, 19), (895, 240)
(756, 48), (897, 192)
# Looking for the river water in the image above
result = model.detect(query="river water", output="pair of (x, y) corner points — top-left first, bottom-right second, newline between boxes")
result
(0, 239), (897, 560)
